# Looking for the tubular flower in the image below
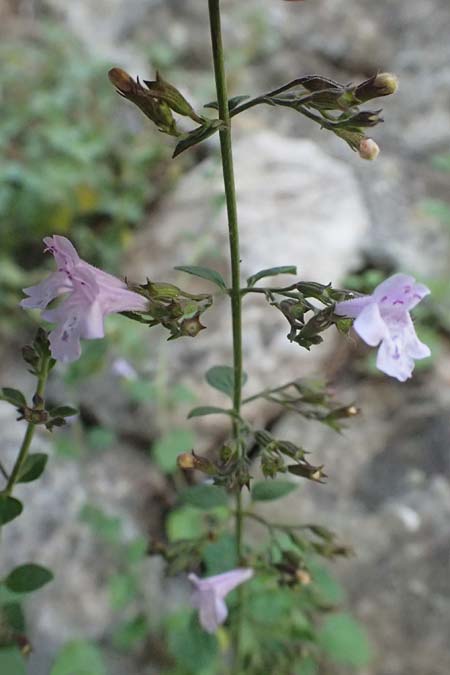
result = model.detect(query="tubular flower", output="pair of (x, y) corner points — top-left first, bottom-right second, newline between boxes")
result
(188, 568), (254, 633)
(21, 236), (148, 363)
(335, 273), (431, 382)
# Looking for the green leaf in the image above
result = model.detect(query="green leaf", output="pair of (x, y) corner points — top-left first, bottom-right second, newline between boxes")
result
(205, 365), (247, 398)
(180, 484), (229, 510)
(0, 647), (27, 675)
(112, 615), (149, 651)
(203, 534), (237, 575)
(187, 406), (230, 419)
(173, 121), (222, 158)
(50, 640), (106, 675)
(49, 405), (78, 418)
(247, 265), (297, 288)
(79, 504), (122, 545)
(0, 497), (23, 526)
(251, 480), (297, 502)
(174, 265), (226, 289)
(108, 573), (137, 611)
(0, 388), (26, 408)
(17, 453), (48, 483)
(0, 602), (26, 633)
(5, 564), (53, 594)
(152, 428), (195, 474)
(294, 655), (318, 675)
(204, 95), (250, 112)
(166, 506), (205, 542)
(167, 611), (218, 671)
(317, 613), (372, 667)
(309, 561), (345, 605)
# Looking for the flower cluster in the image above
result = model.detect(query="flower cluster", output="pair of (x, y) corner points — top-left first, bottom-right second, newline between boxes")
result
(21, 236), (148, 363)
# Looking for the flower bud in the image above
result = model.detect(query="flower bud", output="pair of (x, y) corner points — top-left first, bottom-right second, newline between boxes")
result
(108, 67), (135, 94)
(358, 138), (380, 160)
(295, 569), (312, 585)
(177, 453), (196, 469)
(373, 72), (399, 96)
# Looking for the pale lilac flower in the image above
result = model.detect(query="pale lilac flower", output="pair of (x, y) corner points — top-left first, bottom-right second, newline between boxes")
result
(335, 273), (431, 382)
(188, 568), (254, 633)
(21, 235), (148, 363)
(111, 357), (138, 381)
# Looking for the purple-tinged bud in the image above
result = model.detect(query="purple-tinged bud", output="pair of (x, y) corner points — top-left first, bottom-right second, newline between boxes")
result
(108, 67), (135, 94)
(359, 138), (380, 161)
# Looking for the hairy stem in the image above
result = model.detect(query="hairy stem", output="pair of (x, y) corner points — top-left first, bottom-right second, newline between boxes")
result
(208, 0), (244, 669)
(3, 357), (50, 498)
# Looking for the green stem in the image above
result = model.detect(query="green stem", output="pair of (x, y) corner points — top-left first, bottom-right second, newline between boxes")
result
(208, 0), (244, 670)
(3, 358), (50, 497)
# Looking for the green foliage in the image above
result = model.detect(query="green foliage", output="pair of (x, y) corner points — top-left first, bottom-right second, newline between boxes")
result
(174, 265), (227, 289)
(79, 504), (122, 546)
(108, 573), (138, 611)
(16, 453), (48, 484)
(205, 365), (248, 398)
(0, 497), (23, 526)
(51, 640), (106, 675)
(247, 265), (297, 288)
(203, 534), (237, 575)
(0, 647), (27, 675)
(166, 611), (218, 672)
(251, 480), (297, 502)
(318, 613), (372, 667)
(187, 406), (230, 419)
(112, 615), (149, 651)
(4, 564), (53, 594)
(153, 428), (196, 473)
(179, 484), (229, 510)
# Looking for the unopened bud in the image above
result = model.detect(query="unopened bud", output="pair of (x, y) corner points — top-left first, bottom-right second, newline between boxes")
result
(373, 72), (399, 96)
(359, 138), (380, 161)
(295, 569), (312, 585)
(108, 67), (135, 94)
(177, 453), (196, 469)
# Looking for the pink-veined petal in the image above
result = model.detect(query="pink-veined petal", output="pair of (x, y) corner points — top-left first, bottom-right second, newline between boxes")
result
(47, 312), (83, 363)
(353, 302), (387, 346)
(373, 273), (429, 313)
(376, 337), (414, 382)
(21, 271), (71, 310)
(334, 295), (372, 318)
(44, 235), (80, 272)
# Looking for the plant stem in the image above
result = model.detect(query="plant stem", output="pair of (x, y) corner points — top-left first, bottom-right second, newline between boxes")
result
(208, 0), (244, 669)
(3, 358), (50, 498)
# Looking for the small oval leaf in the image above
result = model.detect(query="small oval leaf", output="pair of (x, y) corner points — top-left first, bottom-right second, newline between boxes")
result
(205, 365), (248, 398)
(0, 388), (27, 408)
(174, 265), (226, 289)
(180, 484), (229, 510)
(0, 496), (23, 525)
(187, 406), (230, 419)
(247, 266), (297, 288)
(251, 480), (297, 502)
(5, 564), (53, 593)
(17, 453), (48, 484)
